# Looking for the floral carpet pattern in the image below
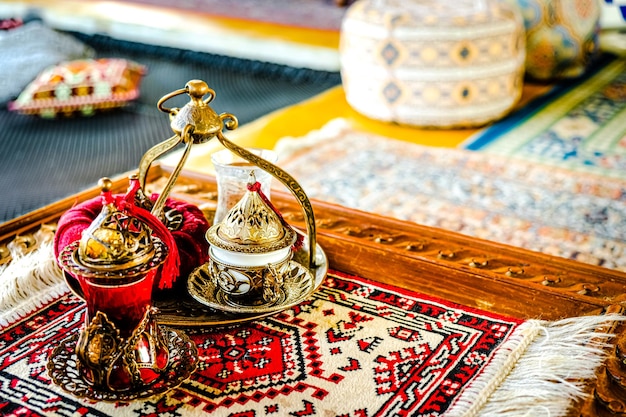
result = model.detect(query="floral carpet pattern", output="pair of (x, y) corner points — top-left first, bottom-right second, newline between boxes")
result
(276, 119), (626, 271)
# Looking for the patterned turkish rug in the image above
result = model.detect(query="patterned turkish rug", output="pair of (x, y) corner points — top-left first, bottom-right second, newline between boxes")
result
(274, 118), (626, 272)
(0, 259), (621, 417)
(463, 55), (626, 179)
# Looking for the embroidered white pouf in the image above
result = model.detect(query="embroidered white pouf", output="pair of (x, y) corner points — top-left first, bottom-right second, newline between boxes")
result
(339, 0), (526, 128)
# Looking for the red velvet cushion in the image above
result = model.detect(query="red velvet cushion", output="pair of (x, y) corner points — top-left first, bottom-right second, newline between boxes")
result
(54, 195), (209, 291)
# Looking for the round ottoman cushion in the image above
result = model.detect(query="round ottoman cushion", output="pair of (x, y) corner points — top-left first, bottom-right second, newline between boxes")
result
(339, 0), (526, 128)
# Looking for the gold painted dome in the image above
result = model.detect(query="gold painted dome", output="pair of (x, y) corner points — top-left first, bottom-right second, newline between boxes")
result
(206, 173), (296, 254)
(59, 178), (168, 280)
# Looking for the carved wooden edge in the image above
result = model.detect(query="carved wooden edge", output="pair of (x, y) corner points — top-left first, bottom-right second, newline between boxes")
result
(2, 164), (626, 415)
(278, 198), (626, 317)
(4, 165), (626, 317)
(573, 305), (626, 417)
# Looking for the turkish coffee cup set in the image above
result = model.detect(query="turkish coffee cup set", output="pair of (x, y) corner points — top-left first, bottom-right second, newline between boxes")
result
(49, 80), (327, 400)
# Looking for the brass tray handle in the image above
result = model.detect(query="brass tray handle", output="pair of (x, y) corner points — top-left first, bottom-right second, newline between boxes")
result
(139, 80), (318, 269)
(215, 127), (318, 269)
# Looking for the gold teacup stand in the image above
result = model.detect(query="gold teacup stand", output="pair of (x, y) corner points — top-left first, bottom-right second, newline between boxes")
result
(140, 80), (318, 268)
(140, 80), (327, 315)
(50, 80), (327, 401)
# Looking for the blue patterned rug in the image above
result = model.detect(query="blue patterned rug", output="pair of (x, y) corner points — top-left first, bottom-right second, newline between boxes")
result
(462, 54), (626, 179)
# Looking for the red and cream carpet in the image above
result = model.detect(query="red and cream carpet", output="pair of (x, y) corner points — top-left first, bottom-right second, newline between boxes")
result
(0, 251), (621, 416)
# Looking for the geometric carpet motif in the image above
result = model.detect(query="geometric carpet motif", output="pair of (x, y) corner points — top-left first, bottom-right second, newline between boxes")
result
(0, 271), (524, 416)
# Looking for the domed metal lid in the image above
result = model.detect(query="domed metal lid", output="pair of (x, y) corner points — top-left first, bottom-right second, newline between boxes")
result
(59, 178), (168, 279)
(206, 172), (296, 254)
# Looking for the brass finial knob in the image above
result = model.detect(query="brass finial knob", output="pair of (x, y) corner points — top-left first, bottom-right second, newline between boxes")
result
(186, 80), (211, 100)
(156, 80), (225, 143)
(98, 177), (112, 192)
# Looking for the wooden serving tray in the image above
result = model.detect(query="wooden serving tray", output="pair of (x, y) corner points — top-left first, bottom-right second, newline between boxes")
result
(1, 164), (626, 415)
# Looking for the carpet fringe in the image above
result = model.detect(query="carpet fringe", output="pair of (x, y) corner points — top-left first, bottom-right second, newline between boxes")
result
(1, 237), (624, 417)
(448, 315), (625, 417)
(0, 242), (68, 327)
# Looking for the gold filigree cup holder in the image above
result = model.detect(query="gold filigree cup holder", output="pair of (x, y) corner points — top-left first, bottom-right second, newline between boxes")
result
(142, 80), (325, 316)
(47, 309), (198, 402)
(144, 79), (318, 270)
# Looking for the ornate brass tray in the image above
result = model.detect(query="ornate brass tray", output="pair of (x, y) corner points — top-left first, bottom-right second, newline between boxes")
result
(4, 164), (626, 414)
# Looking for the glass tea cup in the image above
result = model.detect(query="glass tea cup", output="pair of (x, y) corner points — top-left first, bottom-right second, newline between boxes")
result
(211, 148), (277, 224)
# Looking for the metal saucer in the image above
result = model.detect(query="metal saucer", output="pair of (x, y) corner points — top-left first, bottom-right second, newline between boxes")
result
(47, 326), (198, 402)
(187, 260), (317, 314)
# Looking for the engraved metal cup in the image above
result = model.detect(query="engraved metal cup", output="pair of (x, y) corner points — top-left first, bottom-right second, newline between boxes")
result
(205, 172), (297, 306)
(207, 244), (293, 306)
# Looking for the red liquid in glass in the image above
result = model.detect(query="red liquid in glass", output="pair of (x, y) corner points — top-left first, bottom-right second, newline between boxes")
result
(80, 270), (156, 338)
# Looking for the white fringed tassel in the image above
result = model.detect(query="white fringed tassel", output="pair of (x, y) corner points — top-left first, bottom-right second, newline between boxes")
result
(448, 314), (625, 417)
(0, 242), (68, 327)
(274, 117), (350, 161)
